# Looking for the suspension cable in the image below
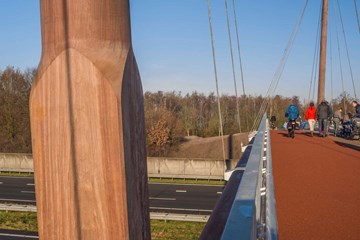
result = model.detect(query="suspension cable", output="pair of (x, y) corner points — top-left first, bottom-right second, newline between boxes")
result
(308, 3), (322, 103)
(312, 19), (321, 102)
(207, 0), (226, 164)
(336, 0), (358, 99)
(271, 0), (309, 96)
(330, 28), (334, 108)
(224, 0), (242, 133)
(312, 54), (319, 101)
(231, 0), (249, 131)
(311, 39), (320, 102)
(354, 0), (360, 33)
(250, 0), (309, 132)
(333, 1), (347, 112)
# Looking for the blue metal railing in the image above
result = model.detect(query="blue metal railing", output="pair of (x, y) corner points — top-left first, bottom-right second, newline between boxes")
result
(200, 113), (278, 240)
(221, 114), (277, 239)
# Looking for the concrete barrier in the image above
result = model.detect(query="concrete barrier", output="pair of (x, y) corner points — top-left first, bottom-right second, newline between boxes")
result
(0, 154), (225, 179)
(147, 157), (224, 180)
(0, 153), (34, 172)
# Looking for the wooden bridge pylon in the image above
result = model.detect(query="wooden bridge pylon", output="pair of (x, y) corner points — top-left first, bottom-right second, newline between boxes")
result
(29, 0), (150, 239)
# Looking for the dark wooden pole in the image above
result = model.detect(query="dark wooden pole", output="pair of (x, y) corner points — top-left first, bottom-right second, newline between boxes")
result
(30, 0), (150, 239)
(318, 0), (328, 104)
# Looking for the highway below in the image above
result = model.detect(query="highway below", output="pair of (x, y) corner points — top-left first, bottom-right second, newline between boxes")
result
(0, 176), (223, 239)
(0, 176), (223, 214)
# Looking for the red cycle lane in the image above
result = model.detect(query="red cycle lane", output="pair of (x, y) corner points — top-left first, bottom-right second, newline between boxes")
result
(271, 130), (360, 240)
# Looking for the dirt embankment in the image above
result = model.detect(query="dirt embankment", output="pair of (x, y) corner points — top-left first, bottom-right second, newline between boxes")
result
(165, 133), (249, 160)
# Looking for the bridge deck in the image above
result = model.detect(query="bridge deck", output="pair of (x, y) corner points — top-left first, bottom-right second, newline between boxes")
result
(271, 130), (360, 240)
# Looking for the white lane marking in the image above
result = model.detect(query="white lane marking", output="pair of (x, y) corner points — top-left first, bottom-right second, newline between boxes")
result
(0, 182), (2, 184)
(176, 190), (186, 193)
(217, 192), (222, 194)
(21, 191), (35, 194)
(149, 197), (176, 201)
(27, 183), (35, 186)
(0, 198), (36, 203)
(150, 207), (213, 213)
(0, 176), (33, 179)
(0, 233), (38, 239)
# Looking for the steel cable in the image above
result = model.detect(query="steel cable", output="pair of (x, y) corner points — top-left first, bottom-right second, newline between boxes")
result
(354, 0), (360, 33)
(308, 3), (322, 103)
(207, 0), (226, 164)
(336, 0), (358, 99)
(333, 1), (347, 112)
(224, 0), (242, 133)
(231, 0), (249, 130)
(250, 0), (309, 132)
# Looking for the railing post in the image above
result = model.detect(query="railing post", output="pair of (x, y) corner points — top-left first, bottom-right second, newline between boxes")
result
(29, 0), (150, 239)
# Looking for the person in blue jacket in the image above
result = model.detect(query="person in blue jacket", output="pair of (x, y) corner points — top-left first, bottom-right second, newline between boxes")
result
(285, 103), (299, 137)
(285, 103), (299, 121)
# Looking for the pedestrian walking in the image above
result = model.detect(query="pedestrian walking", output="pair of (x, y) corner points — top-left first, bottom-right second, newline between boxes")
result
(316, 100), (333, 137)
(304, 102), (316, 137)
(351, 100), (360, 118)
(332, 106), (342, 136)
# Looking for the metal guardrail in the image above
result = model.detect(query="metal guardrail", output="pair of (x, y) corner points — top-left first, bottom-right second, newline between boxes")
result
(220, 114), (278, 240)
(265, 121), (278, 240)
(0, 203), (210, 223)
(200, 113), (278, 240)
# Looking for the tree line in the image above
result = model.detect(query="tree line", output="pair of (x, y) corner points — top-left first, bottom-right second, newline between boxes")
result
(0, 66), (356, 155)
(0, 67), (35, 153)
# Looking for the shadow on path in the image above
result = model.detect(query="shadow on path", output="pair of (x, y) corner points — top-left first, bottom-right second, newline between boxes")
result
(334, 141), (360, 152)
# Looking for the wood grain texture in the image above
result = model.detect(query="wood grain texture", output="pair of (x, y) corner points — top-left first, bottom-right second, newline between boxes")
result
(30, 1), (150, 239)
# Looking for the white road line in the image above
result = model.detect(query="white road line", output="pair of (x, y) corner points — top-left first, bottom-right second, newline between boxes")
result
(0, 198), (36, 203)
(150, 206), (213, 213)
(176, 190), (187, 193)
(0, 233), (38, 239)
(26, 183), (35, 186)
(149, 197), (176, 201)
(217, 192), (222, 194)
(21, 191), (35, 194)
(0, 182), (3, 184)
(0, 176), (33, 179)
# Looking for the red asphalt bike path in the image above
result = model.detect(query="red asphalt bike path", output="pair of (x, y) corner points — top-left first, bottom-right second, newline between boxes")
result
(271, 130), (360, 240)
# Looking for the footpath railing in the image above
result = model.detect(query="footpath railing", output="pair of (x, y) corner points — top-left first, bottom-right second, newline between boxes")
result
(200, 114), (278, 240)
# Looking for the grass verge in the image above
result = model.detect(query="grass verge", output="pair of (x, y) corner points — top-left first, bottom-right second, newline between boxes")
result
(151, 220), (205, 240)
(0, 211), (37, 232)
(0, 211), (206, 239)
(0, 172), (34, 177)
(149, 177), (225, 185)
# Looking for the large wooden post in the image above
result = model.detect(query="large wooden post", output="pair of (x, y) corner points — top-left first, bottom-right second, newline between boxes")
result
(29, 0), (150, 239)
(317, 0), (328, 104)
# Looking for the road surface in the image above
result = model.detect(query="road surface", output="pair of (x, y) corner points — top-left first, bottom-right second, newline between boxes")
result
(0, 176), (223, 214)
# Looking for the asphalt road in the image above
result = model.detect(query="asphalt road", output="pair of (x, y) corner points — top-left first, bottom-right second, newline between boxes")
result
(149, 182), (223, 214)
(0, 176), (36, 204)
(0, 176), (223, 213)
(0, 176), (223, 239)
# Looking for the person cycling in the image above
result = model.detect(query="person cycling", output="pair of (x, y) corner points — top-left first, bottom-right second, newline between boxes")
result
(285, 103), (299, 138)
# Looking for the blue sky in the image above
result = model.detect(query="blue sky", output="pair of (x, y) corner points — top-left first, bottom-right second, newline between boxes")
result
(1, 0), (359, 101)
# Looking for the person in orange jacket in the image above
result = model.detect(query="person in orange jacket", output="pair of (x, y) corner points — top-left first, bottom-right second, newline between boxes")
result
(304, 101), (317, 136)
